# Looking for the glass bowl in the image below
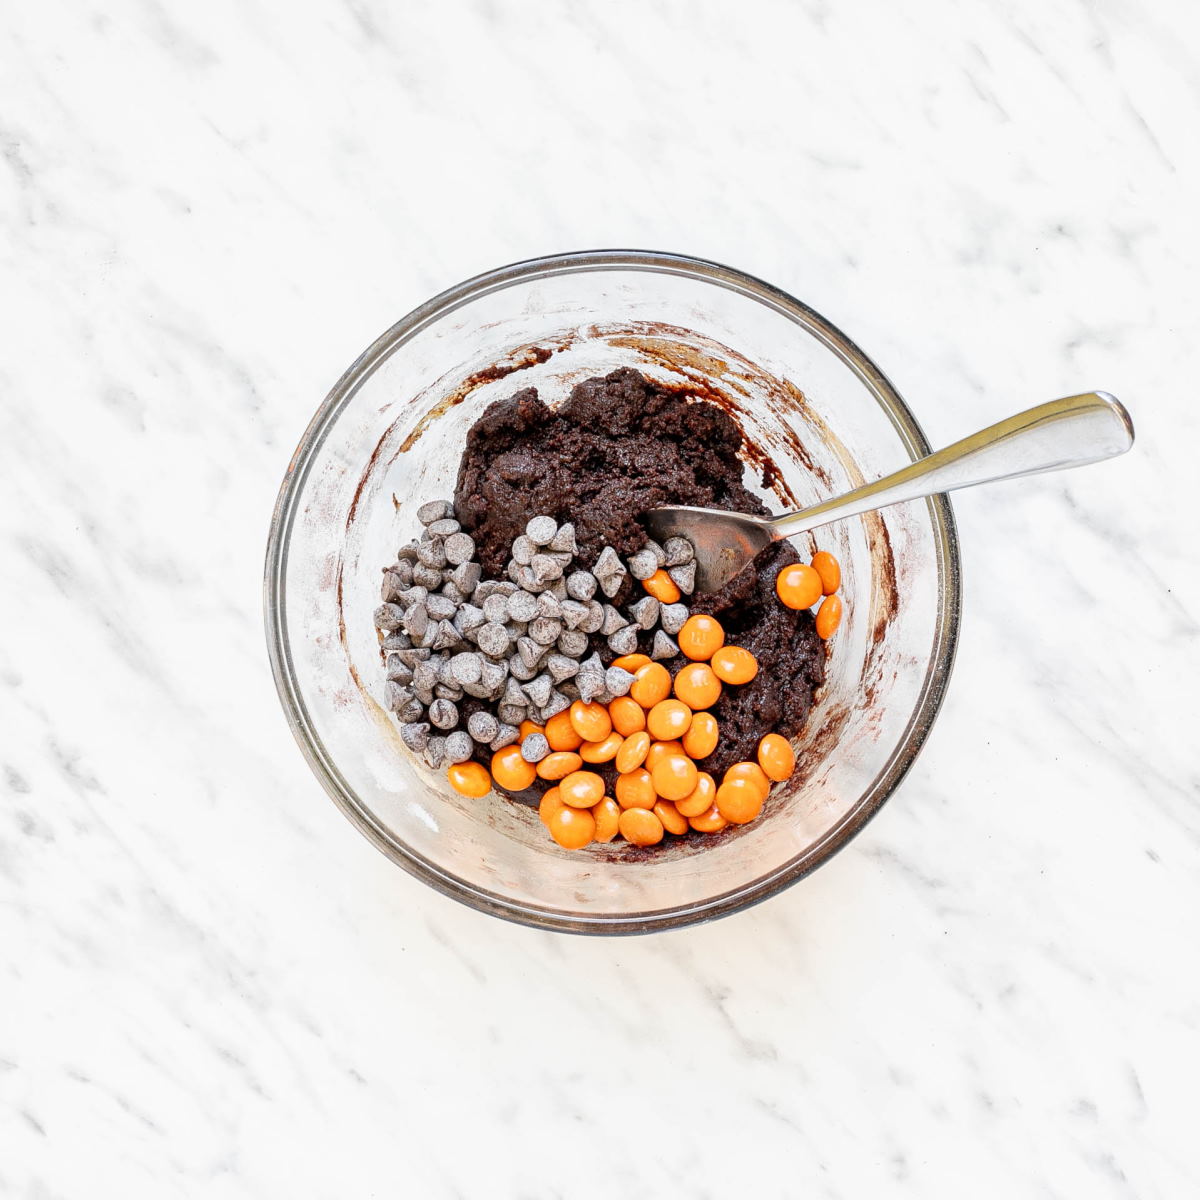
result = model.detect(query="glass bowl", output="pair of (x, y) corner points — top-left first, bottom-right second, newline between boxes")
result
(264, 250), (961, 934)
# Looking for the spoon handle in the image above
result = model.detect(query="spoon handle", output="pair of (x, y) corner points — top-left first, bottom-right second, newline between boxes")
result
(773, 391), (1134, 537)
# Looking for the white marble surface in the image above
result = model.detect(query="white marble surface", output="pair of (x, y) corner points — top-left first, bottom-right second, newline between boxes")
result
(3, 1), (1198, 1195)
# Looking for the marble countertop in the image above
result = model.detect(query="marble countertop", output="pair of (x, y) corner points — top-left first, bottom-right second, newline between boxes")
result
(3, 2), (1198, 1196)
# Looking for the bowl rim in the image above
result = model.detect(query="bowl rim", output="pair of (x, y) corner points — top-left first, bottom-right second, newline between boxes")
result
(264, 249), (962, 935)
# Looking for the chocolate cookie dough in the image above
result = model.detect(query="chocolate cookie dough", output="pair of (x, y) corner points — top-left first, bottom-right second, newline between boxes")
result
(453, 368), (825, 777)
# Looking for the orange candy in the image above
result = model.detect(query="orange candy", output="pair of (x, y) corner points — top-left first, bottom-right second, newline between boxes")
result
(681, 711), (719, 760)
(815, 594), (843, 639)
(609, 695), (647, 737)
(643, 570), (681, 604)
(569, 700), (612, 742)
(645, 740), (684, 771)
(757, 733), (796, 783)
(646, 699), (693, 741)
(619, 807), (665, 846)
(630, 662), (672, 708)
(775, 562), (823, 610)
(490, 745), (537, 791)
(710, 645), (758, 685)
(592, 797), (621, 843)
(724, 761), (770, 799)
(548, 805), (596, 849)
(545, 710), (584, 752)
(447, 761), (491, 798)
(538, 786), (565, 826)
(536, 751), (583, 780)
(673, 662), (722, 710)
(651, 754), (698, 802)
(716, 777), (764, 824)
(812, 550), (841, 595)
(611, 653), (652, 674)
(677, 614), (725, 661)
(580, 732), (623, 763)
(614, 731), (650, 774)
(519, 719), (544, 739)
(688, 802), (728, 833)
(674, 771), (717, 817)
(559, 770), (605, 808)
(615, 768), (656, 810)
(653, 800), (689, 836)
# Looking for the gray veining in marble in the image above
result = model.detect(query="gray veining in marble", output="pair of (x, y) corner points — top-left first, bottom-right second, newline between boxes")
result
(2, 1), (1198, 1196)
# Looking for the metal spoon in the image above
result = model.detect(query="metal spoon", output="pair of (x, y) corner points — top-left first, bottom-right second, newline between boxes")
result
(645, 391), (1134, 594)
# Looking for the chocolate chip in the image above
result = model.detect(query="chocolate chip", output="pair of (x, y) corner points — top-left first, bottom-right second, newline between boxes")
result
(530, 553), (563, 583)
(381, 571), (406, 602)
(467, 711), (500, 743)
(548, 578), (568, 601)
(557, 630), (588, 657)
(428, 698), (458, 729)
(600, 605), (627, 636)
(479, 658), (507, 696)
(445, 532), (475, 565)
(374, 603), (405, 631)
(398, 585), (428, 608)
(396, 647), (431, 667)
(385, 654), (412, 683)
(506, 590), (538, 623)
(417, 540), (448, 570)
(536, 591), (562, 620)
(628, 596), (660, 631)
(668, 562), (696, 595)
(579, 601), (605, 634)
(546, 653), (579, 682)
(475, 621), (511, 658)
(440, 580), (465, 606)
(444, 731), (473, 763)
(424, 737), (447, 769)
(646, 539), (667, 566)
(520, 732), (550, 763)
(548, 522), (576, 554)
(508, 654), (537, 682)
(498, 702), (527, 725)
(660, 603), (689, 635)
(559, 599), (588, 630)
(385, 681), (414, 711)
(598, 572), (623, 598)
(426, 593), (456, 621)
(593, 546), (623, 579)
(651, 630), (679, 660)
(451, 561), (481, 594)
(417, 499), (453, 525)
(412, 564), (443, 589)
(664, 537), (694, 566)
(523, 673), (553, 708)
(627, 549), (658, 581)
(605, 666), (635, 696)
(454, 603), (485, 636)
(428, 518), (461, 538)
(607, 625), (638, 655)
(431, 620), (463, 651)
(396, 543), (421, 563)
(434, 683), (463, 701)
(566, 571), (597, 601)
(490, 724), (520, 751)
(511, 535), (536, 566)
(449, 652), (483, 686)
(382, 631), (412, 652)
(400, 722), (430, 751)
(541, 691), (571, 720)
(528, 617), (562, 646)
(526, 515), (557, 545)
(404, 603), (429, 639)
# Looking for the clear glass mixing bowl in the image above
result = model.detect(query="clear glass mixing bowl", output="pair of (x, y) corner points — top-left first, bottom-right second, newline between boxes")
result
(264, 251), (961, 933)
